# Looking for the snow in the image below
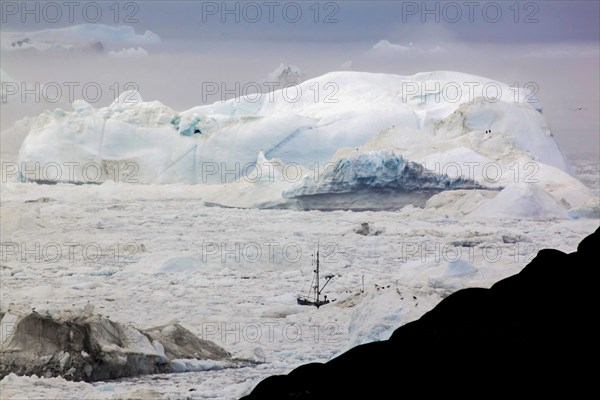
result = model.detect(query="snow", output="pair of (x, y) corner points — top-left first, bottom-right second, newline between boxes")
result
(443, 260), (478, 278)
(159, 257), (203, 273)
(469, 184), (568, 219)
(568, 198), (600, 220)
(202, 151), (295, 209)
(428, 260), (479, 289)
(344, 287), (439, 348)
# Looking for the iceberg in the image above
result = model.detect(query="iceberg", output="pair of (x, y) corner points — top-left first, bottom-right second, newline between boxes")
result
(15, 70), (591, 215)
(1, 24), (160, 53)
(283, 150), (486, 210)
(0, 304), (231, 382)
(285, 150), (484, 196)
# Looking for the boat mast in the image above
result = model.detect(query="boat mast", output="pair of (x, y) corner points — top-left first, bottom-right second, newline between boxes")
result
(315, 245), (320, 303)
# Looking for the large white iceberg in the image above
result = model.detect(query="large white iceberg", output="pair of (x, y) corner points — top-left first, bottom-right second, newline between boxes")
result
(16, 70), (591, 216)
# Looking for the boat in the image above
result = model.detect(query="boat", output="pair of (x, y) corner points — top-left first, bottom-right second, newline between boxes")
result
(297, 245), (335, 308)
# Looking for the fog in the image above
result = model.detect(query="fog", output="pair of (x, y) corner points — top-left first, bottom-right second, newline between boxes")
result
(1, 1), (598, 160)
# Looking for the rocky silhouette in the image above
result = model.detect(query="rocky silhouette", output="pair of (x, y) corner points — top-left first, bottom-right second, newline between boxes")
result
(243, 227), (598, 399)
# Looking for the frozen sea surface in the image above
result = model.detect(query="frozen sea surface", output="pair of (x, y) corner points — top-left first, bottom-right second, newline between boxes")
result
(1, 159), (598, 399)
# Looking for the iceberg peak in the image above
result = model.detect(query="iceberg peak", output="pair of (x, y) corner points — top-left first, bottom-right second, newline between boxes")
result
(112, 90), (143, 106)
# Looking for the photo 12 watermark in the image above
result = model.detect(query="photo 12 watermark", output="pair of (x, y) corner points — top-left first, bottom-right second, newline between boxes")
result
(419, 160), (540, 184)
(200, 321), (342, 345)
(399, 1), (540, 24)
(1, 1), (141, 24)
(196, 240), (340, 265)
(200, 1), (340, 24)
(1, 161), (140, 184)
(199, 80), (339, 104)
(1, 81), (141, 105)
(400, 80), (539, 106)
(398, 240), (540, 264)
(1, 241), (143, 264)
(193, 159), (540, 185)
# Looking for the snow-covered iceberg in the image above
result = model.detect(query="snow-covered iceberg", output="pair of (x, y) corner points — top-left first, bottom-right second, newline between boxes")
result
(16, 70), (592, 216)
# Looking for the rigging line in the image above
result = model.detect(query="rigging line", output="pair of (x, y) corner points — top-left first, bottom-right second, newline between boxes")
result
(299, 273), (311, 296)
(299, 274), (315, 298)
(299, 262), (316, 297)
(309, 274), (317, 298)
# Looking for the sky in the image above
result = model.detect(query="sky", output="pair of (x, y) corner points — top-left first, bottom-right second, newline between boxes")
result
(1, 1), (599, 159)
(134, 1), (600, 44)
(2, 1), (599, 43)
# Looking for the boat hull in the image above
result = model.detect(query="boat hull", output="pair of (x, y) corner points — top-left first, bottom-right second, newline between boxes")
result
(297, 297), (330, 308)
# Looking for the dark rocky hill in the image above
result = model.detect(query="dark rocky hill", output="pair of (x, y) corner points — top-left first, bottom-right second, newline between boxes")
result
(243, 227), (599, 399)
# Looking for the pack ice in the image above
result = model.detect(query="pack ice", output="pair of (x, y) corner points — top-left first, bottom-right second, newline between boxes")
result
(17, 71), (594, 217)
